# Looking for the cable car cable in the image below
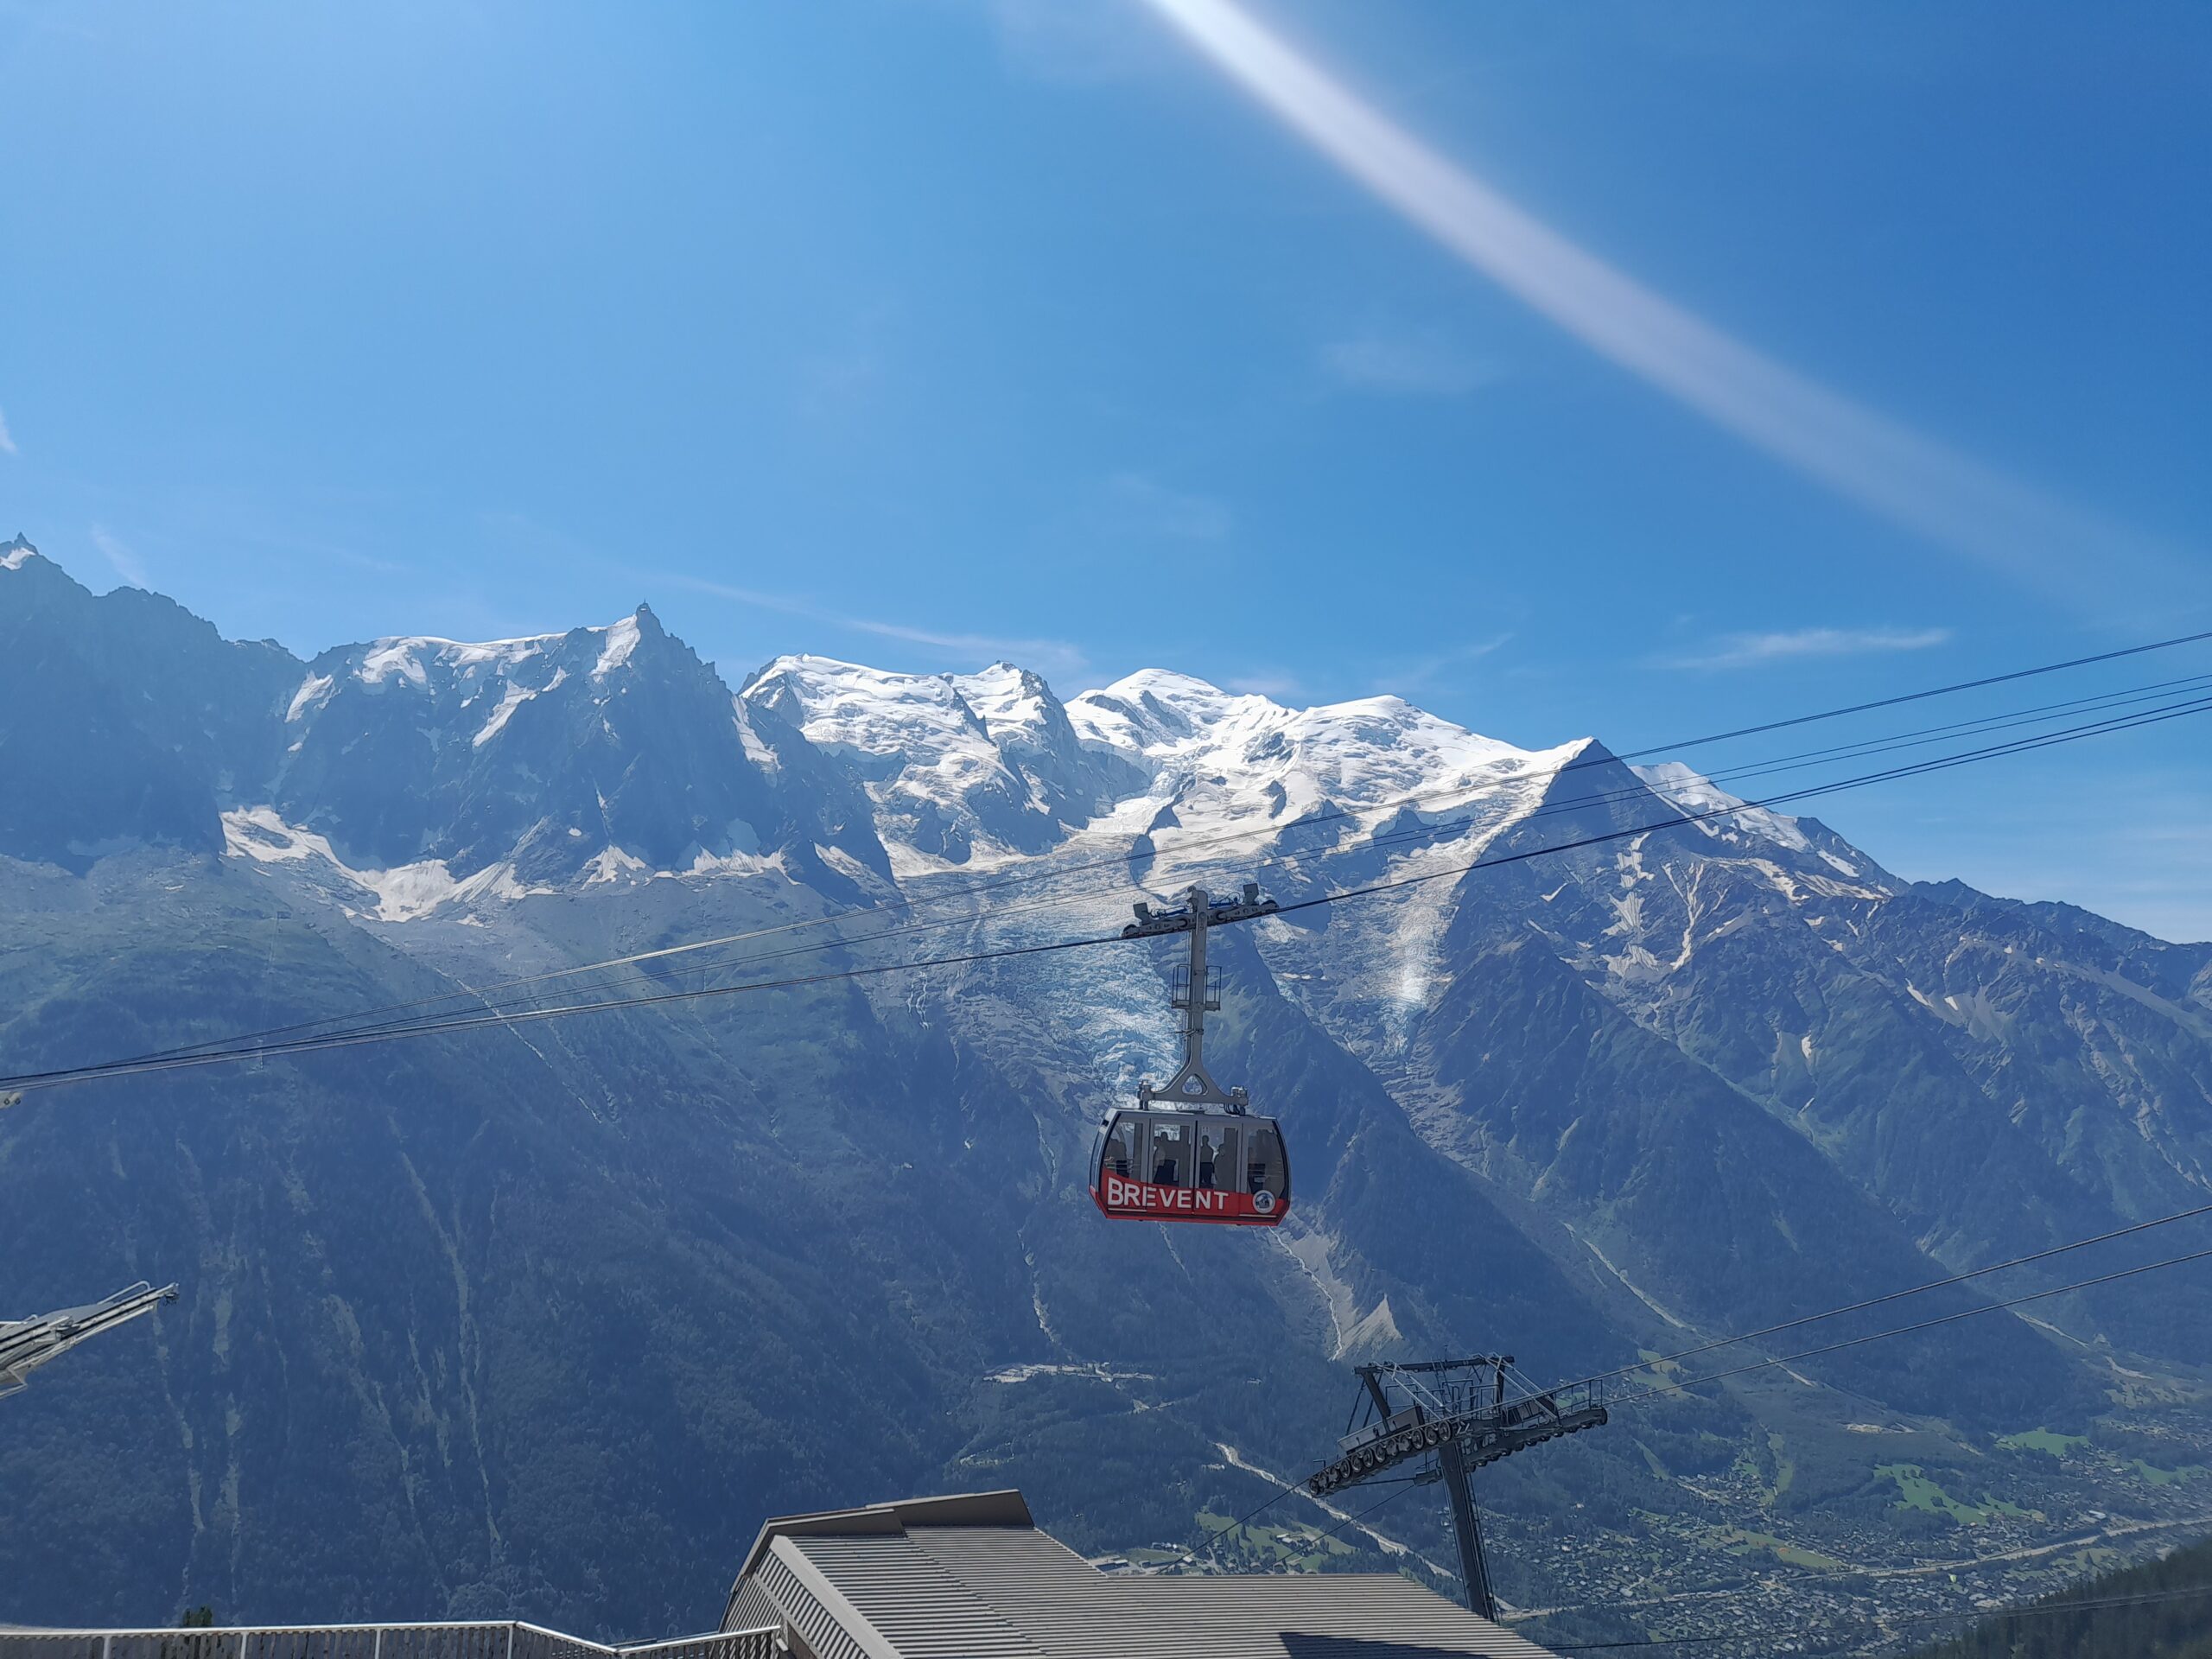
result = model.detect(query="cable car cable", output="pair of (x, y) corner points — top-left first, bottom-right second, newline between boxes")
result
(305, 672), (2212, 1038)
(16, 689), (2212, 1086)
(1557, 1198), (2212, 1396)
(0, 927), (1126, 1091)
(8, 685), (2208, 1093)
(1178, 1473), (1415, 1569)
(93, 635), (2212, 1071)
(1266, 692), (2212, 927)
(138, 679), (2212, 1060)
(1596, 625), (2212, 764)
(1306, 1478), (1416, 1551)
(74, 696), (2212, 1071)
(1172, 1484), (1306, 1567)
(1604, 1242), (2212, 1411)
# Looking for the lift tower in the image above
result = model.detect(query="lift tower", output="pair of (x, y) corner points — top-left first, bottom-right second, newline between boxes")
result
(1306, 1357), (1607, 1621)
(2, 1281), (179, 1401)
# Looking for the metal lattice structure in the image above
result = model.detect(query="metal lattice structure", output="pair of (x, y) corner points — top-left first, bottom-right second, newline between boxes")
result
(1123, 882), (1279, 1114)
(1307, 1357), (1607, 1621)
(1, 1282), (178, 1401)
(0, 1624), (783, 1659)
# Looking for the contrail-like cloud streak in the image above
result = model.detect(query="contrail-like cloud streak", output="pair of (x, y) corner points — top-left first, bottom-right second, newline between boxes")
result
(1142, 0), (2172, 594)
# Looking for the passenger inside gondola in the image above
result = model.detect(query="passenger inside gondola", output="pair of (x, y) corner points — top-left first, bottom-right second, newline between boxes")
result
(1246, 1123), (1286, 1197)
(1212, 1125), (1240, 1191)
(1104, 1117), (1137, 1180)
(1149, 1120), (1183, 1186)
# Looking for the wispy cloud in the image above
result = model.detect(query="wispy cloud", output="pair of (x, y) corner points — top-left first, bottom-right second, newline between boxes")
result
(988, 0), (1167, 82)
(797, 302), (898, 425)
(235, 525), (408, 576)
(322, 546), (410, 576)
(659, 571), (1090, 679)
(1140, 0), (2181, 600)
(1227, 671), (1302, 699)
(1323, 334), (1497, 397)
(0, 407), (16, 456)
(1106, 471), (1233, 541)
(478, 513), (1091, 677)
(88, 524), (149, 590)
(1663, 626), (1953, 671)
(1859, 768), (2212, 944)
(1377, 631), (1514, 696)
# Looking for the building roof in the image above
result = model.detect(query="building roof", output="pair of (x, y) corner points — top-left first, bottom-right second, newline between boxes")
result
(723, 1491), (1556, 1659)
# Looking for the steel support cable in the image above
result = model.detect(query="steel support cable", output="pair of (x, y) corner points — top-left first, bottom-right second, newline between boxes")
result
(102, 634), (2212, 1068)
(149, 876), (1144, 1056)
(320, 674), (2212, 1033)
(17, 692), (2212, 1086)
(9, 689), (2210, 1093)
(123, 681), (2212, 1060)
(1173, 1470), (1427, 1571)
(1264, 692), (2212, 926)
(1599, 626), (2212, 760)
(1556, 1199), (2212, 1397)
(26, 694), (2212, 1087)
(1308, 1478), (1416, 1549)
(1648, 676), (2212, 791)
(1637, 667), (2212, 776)
(1168, 1484), (1303, 1567)
(149, 683), (2164, 1063)
(1605, 1242), (2212, 1410)
(0, 929), (1122, 1090)
(1232, 679), (2212, 897)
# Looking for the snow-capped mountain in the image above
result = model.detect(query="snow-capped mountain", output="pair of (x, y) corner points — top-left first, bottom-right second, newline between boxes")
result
(0, 547), (893, 906)
(742, 653), (1675, 893)
(6, 540), (2211, 1640)
(0, 540), (1827, 919)
(737, 654), (1137, 867)
(268, 605), (893, 899)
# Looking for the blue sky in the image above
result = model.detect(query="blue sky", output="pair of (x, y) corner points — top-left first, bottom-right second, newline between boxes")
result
(3, 0), (2209, 935)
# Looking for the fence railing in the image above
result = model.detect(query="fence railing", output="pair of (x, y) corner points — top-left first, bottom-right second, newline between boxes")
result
(0, 1622), (783, 1659)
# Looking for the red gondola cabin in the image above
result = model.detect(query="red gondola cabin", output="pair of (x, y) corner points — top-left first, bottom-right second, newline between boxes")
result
(1089, 1106), (1290, 1226)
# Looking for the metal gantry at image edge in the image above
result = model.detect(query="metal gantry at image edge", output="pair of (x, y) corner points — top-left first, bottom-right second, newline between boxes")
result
(1307, 1357), (1608, 1622)
(0, 1282), (178, 1401)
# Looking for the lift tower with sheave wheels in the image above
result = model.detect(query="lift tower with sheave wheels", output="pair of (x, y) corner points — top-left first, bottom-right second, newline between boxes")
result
(1307, 1357), (1608, 1620)
(1, 1281), (179, 1401)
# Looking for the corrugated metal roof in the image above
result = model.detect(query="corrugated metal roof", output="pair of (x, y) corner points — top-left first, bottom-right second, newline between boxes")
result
(745, 1546), (874, 1659)
(724, 1580), (781, 1639)
(724, 1493), (1557, 1659)
(788, 1537), (1046, 1659)
(916, 1526), (1554, 1659)
(732, 1494), (1034, 1589)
